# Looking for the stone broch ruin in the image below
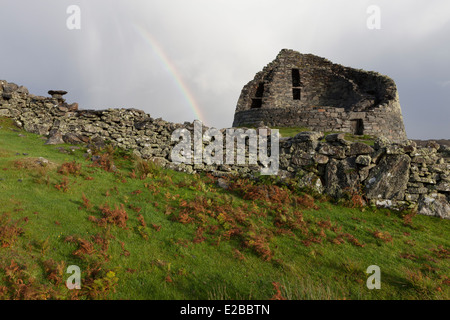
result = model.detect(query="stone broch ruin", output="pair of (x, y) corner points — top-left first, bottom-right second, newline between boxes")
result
(233, 49), (407, 142)
(0, 49), (449, 218)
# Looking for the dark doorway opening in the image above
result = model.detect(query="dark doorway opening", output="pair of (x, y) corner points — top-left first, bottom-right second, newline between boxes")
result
(351, 119), (364, 135)
(293, 88), (301, 100)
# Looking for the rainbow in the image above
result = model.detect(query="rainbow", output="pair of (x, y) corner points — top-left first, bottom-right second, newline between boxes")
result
(132, 24), (206, 123)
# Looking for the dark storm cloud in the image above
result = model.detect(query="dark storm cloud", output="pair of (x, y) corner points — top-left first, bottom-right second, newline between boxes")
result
(0, 0), (448, 138)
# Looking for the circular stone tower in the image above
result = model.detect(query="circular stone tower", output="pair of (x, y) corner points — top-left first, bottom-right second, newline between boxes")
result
(233, 49), (407, 142)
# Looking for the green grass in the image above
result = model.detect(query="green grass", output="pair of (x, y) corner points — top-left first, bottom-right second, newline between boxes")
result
(235, 125), (310, 138)
(0, 117), (448, 300)
(265, 126), (377, 146)
(342, 133), (376, 146)
(273, 127), (310, 138)
(237, 125), (376, 146)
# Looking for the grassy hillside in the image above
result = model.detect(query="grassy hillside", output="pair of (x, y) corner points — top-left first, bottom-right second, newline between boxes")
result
(0, 116), (448, 300)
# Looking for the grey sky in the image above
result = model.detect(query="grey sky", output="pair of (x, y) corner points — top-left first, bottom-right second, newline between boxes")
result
(1, 0), (449, 139)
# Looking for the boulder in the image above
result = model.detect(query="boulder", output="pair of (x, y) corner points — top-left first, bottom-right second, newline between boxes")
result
(313, 153), (329, 164)
(293, 131), (324, 142)
(135, 120), (153, 130)
(149, 156), (170, 168)
(84, 123), (99, 133)
(364, 154), (411, 200)
(418, 193), (450, 219)
(291, 149), (314, 167)
(355, 155), (372, 166)
(68, 103), (79, 111)
(276, 169), (295, 180)
(63, 132), (87, 145)
(140, 146), (155, 159)
(318, 143), (347, 159)
(297, 171), (324, 194)
(371, 148), (385, 164)
(291, 131), (323, 153)
(0, 109), (11, 117)
(217, 178), (230, 190)
(400, 140), (417, 154)
(2, 83), (18, 93)
(374, 136), (391, 150)
(359, 164), (376, 181)
(325, 133), (345, 142)
(386, 145), (406, 155)
(45, 130), (65, 145)
(325, 133), (349, 145)
(347, 142), (374, 156)
(48, 90), (68, 101)
(436, 182), (450, 192)
(16, 86), (29, 95)
(426, 141), (440, 151)
(23, 122), (51, 136)
(88, 136), (107, 150)
(325, 158), (360, 198)
(438, 145), (450, 158)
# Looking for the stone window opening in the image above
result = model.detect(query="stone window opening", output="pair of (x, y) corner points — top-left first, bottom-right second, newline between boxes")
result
(251, 99), (263, 108)
(255, 82), (264, 98)
(292, 69), (301, 87)
(251, 82), (264, 109)
(292, 69), (301, 100)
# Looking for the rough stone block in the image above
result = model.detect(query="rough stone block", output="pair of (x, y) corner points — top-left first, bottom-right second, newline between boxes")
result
(325, 158), (359, 198)
(418, 193), (450, 219)
(348, 142), (374, 156)
(365, 154), (411, 200)
(356, 155), (372, 166)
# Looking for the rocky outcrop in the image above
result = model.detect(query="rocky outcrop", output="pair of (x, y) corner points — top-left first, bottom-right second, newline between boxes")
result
(0, 79), (448, 219)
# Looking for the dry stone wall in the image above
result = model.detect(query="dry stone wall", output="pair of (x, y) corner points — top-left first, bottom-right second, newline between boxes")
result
(1, 80), (449, 219)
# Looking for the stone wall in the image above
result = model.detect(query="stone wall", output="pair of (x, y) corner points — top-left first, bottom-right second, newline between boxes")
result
(278, 132), (449, 219)
(232, 104), (405, 140)
(0, 80), (449, 219)
(233, 49), (407, 142)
